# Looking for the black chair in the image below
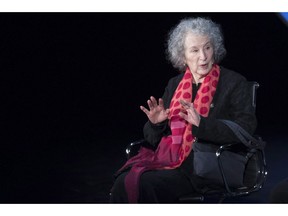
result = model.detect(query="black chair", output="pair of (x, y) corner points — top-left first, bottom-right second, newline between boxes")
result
(125, 81), (268, 203)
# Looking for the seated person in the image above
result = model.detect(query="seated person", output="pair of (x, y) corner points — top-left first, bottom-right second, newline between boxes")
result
(110, 17), (257, 203)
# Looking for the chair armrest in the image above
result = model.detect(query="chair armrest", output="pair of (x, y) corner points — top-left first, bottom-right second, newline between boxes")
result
(215, 143), (241, 195)
(125, 139), (155, 159)
(216, 143), (267, 197)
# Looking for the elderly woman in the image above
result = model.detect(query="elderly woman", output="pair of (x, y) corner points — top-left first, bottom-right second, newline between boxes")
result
(110, 17), (257, 203)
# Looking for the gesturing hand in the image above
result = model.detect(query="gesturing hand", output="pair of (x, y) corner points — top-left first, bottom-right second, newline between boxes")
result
(179, 99), (201, 127)
(140, 96), (170, 124)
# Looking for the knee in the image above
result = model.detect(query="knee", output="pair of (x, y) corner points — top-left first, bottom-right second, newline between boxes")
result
(138, 171), (162, 203)
(139, 171), (158, 191)
(110, 172), (128, 203)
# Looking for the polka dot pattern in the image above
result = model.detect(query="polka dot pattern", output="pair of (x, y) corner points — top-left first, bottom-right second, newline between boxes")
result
(201, 96), (209, 103)
(185, 145), (190, 152)
(211, 90), (216, 97)
(204, 75), (211, 83)
(186, 134), (193, 143)
(194, 64), (220, 119)
(173, 109), (180, 115)
(174, 101), (180, 107)
(119, 65), (220, 203)
(202, 86), (210, 93)
(212, 70), (219, 77)
(175, 91), (182, 99)
(212, 80), (218, 88)
(200, 107), (208, 115)
(177, 83), (183, 90)
(183, 82), (191, 90)
(183, 92), (191, 99)
(184, 72), (192, 79)
(167, 64), (220, 169)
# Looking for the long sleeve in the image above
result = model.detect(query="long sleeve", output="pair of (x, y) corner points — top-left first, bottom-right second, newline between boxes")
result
(143, 73), (184, 147)
(193, 70), (257, 144)
(143, 67), (258, 147)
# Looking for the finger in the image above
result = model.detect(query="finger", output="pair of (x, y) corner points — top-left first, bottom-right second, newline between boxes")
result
(187, 107), (197, 117)
(147, 100), (154, 110)
(183, 101), (195, 111)
(179, 111), (187, 121)
(150, 96), (158, 107)
(180, 99), (190, 109)
(180, 99), (189, 106)
(187, 107), (201, 126)
(140, 105), (150, 115)
(165, 108), (170, 115)
(158, 98), (164, 108)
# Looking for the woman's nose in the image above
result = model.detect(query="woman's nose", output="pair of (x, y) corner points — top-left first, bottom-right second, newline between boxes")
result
(199, 50), (207, 60)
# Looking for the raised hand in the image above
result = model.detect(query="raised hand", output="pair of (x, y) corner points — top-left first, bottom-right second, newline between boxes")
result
(140, 96), (170, 124)
(179, 99), (201, 127)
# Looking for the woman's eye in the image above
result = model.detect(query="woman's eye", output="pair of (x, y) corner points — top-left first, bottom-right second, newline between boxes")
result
(191, 50), (198, 53)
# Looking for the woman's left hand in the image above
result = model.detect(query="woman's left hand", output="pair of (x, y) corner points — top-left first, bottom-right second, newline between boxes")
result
(179, 99), (201, 127)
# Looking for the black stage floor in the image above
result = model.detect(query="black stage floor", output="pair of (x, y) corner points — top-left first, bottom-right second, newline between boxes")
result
(1, 125), (287, 204)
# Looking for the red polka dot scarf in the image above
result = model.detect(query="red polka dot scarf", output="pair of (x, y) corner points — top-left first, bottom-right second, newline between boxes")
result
(115, 64), (220, 203)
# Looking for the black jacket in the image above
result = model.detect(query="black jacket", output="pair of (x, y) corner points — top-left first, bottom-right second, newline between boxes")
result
(143, 66), (257, 147)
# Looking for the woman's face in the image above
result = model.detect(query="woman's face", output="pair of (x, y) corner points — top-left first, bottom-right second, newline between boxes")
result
(183, 32), (214, 82)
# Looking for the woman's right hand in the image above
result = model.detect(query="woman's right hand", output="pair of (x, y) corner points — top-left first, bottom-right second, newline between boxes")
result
(140, 96), (170, 124)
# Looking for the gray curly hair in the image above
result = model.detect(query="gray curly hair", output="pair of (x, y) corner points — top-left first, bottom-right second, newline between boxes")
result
(167, 17), (227, 72)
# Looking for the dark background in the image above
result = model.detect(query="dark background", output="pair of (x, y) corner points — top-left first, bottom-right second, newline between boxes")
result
(0, 12), (288, 203)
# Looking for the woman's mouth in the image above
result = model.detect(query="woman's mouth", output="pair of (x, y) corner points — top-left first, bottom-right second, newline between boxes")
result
(199, 64), (208, 69)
